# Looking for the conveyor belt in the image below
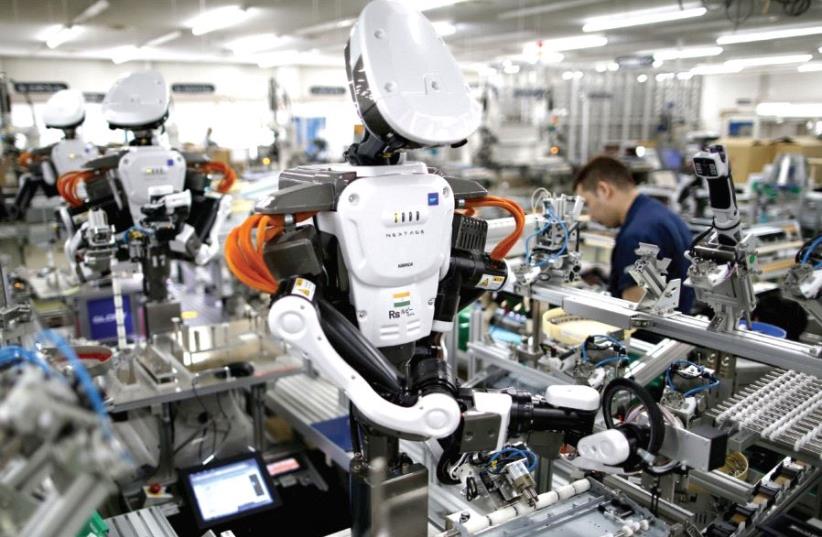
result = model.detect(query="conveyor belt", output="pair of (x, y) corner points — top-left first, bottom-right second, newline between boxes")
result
(106, 507), (179, 537)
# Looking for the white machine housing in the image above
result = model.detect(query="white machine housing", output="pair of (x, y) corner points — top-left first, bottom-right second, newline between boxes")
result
(316, 161), (453, 347)
(117, 147), (186, 223)
(102, 71), (170, 128)
(42, 89), (85, 129)
(347, 0), (480, 146)
(43, 139), (97, 185)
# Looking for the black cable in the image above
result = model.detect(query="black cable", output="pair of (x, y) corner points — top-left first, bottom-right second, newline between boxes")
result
(349, 402), (362, 455)
(602, 378), (665, 455)
(689, 225), (714, 257)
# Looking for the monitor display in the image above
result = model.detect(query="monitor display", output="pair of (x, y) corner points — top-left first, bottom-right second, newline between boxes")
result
(181, 454), (281, 528)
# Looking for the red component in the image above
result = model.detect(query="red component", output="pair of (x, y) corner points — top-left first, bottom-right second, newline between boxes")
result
(148, 483), (162, 494)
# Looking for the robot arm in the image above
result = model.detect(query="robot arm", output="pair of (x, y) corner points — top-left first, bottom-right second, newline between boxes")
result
(687, 144), (757, 331)
(268, 282), (462, 439)
(692, 145), (741, 245)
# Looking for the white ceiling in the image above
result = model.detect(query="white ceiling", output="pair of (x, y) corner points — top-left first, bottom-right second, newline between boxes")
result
(1, 0), (822, 72)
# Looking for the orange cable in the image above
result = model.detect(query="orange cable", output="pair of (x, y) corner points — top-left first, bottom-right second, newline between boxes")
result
(197, 161), (237, 193)
(464, 195), (525, 260)
(224, 212), (316, 294)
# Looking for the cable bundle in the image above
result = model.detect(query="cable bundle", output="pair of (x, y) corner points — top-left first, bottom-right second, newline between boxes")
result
(57, 169), (96, 207)
(463, 195), (525, 260)
(195, 160), (237, 193)
(225, 196), (524, 293)
(224, 212), (317, 294)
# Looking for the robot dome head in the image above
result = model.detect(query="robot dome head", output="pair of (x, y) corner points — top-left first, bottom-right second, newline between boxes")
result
(345, 0), (481, 150)
(102, 70), (170, 131)
(42, 89), (85, 130)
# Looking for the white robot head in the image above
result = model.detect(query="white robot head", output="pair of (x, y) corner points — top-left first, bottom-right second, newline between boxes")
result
(345, 0), (480, 156)
(42, 89), (85, 130)
(102, 70), (170, 131)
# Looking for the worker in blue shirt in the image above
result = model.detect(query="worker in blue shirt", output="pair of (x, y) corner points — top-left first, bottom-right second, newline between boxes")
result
(574, 156), (695, 313)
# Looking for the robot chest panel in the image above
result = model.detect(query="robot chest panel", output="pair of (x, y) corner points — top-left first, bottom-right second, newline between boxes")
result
(325, 173), (453, 346)
(51, 139), (94, 175)
(333, 174), (453, 284)
(117, 148), (186, 221)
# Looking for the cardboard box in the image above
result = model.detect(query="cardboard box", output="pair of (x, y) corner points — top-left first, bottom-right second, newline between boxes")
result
(718, 138), (775, 183)
(771, 136), (822, 183)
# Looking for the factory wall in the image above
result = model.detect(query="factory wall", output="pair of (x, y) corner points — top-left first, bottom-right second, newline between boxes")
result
(0, 56), (355, 160)
(700, 70), (822, 135)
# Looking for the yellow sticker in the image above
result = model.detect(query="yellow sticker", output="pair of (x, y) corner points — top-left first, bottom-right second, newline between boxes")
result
(292, 278), (316, 301)
(476, 274), (505, 291)
(181, 310), (198, 320)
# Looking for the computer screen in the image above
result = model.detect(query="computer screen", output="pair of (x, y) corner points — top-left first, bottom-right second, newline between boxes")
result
(182, 454), (281, 528)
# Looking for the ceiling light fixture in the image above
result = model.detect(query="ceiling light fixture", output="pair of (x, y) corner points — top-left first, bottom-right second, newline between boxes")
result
(798, 62), (822, 72)
(74, 0), (110, 23)
(690, 63), (742, 75)
(582, 4), (706, 32)
(652, 46), (723, 61)
(185, 5), (254, 36)
(717, 24), (822, 45)
(293, 17), (356, 36)
(532, 34), (607, 52)
(724, 53), (812, 68)
(225, 33), (284, 54)
(110, 45), (140, 64)
(40, 24), (84, 49)
(637, 74), (648, 83)
(144, 30), (182, 47)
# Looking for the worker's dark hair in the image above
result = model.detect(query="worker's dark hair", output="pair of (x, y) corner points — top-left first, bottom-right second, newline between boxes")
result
(573, 156), (635, 192)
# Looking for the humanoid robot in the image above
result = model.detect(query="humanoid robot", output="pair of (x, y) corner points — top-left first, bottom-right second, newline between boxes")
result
(59, 71), (233, 331)
(9, 89), (97, 221)
(226, 2), (664, 535)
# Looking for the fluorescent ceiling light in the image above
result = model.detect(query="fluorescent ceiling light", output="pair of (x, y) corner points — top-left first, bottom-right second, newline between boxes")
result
(225, 33), (284, 54)
(756, 102), (822, 118)
(416, 0), (471, 12)
(144, 31), (181, 47)
(655, 72), (674, 81)
(532, 34), (607, 52)
(690, 63), (742, 75)
(718, 25), (822, 45)
(607, 62), (619, 72)
(432, 21), (457, 37)
(256, 50), (337, 68)
(293, 17), (355, 36)
(503, 63), (520, 74)
(798, 62), (822, 72)
(725, 53), (812, 68)
(582, 4), (706, 32)
(676, 71), (694, 80)
(637, 74), (648, 83)
(185, 5), (254, 36)
(74, 0), (109, 23)
(110, 45), (140, 64)
(40, 25), (84, 49)
(652, 46), (723, 61)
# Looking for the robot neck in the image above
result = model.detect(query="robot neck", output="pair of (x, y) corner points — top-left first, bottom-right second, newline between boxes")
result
(129, 129), (156, 146)
(344, 129), (402, 166)
(62, 128), (77, 140)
